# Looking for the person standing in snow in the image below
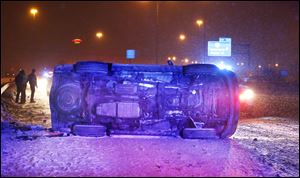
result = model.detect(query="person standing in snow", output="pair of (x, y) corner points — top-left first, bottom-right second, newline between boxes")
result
(15, 69), (27, 104)
(27, 69), (38, 103)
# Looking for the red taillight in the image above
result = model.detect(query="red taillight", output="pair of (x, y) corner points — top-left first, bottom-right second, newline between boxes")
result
(72, 39), (82, 44)
(239, 89), (255, 101)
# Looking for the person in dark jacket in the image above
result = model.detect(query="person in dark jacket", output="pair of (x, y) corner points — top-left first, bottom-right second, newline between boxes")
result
(15, 69), (27, 104)
(27, 69), (38, 103)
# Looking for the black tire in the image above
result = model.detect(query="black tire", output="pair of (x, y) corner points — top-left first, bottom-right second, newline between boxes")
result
(183, 64), (220, 75)
(72, 125), (107, 137)
(219, 70), (240, 138)
(74, 61), (108, 73)
(182, 128), (220, 139)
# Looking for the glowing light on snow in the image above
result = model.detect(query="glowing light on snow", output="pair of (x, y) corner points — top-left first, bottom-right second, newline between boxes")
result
(38, 77), (48, 93)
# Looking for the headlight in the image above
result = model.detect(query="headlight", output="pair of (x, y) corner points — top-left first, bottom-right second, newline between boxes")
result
(216, 61), (233, 71)
(43, 71), (53, 78)
(239, 88), (255, 101)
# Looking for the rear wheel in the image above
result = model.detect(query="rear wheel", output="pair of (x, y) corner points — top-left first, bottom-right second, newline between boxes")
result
(55, 83), (82, 113)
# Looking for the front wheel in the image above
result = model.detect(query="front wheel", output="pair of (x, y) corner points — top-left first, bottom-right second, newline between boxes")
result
(72, 125), (107, 137)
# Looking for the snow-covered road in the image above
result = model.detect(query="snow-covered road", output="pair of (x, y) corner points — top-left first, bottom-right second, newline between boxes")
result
(1, 83), (299, 177)
(1, 117), (298, 177)
(234, 117), (299, 177)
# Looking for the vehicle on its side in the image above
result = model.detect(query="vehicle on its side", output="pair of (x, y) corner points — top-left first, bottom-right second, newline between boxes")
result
(50, 61), (239, 138)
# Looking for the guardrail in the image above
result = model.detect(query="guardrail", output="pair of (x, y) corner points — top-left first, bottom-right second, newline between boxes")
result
(1, 82), (12, 95)
(1, 77), (14, 86)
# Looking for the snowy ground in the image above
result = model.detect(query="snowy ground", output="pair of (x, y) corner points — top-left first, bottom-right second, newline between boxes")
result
(1, 83), (299, 177)
(233, 117), (299, 177)
(1, 81), (51, 128)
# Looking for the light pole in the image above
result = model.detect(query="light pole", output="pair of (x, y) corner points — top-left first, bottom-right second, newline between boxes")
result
(139, 1), (160, 64)
(195, 19), (205, 63)
(155, 1), (159, 65)
(178, 34), (186, 62)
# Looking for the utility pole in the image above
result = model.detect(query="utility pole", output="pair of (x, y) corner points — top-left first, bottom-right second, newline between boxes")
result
(155, 1), (159, 64)
(203, 23), (206, 63)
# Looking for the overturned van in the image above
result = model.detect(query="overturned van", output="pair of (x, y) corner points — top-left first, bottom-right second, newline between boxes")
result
(50, 61), (239, 138)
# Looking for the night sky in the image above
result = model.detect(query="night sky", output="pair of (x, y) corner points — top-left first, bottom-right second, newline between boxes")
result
(1, 1), (299, 80)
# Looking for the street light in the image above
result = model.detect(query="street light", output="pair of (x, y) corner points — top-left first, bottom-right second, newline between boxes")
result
(275, 63), (279, 67)
(195, 19), (205, 63)
(196, 19), (203, 27)
(172, 56), (176, 61)
(156, 2), (160, 64)
(30, 8), (38, 18)
(139, 2), (160, 64)
(184, 58), (189, 63)
(179, 34), (186, 41)
(96, 32), (103, 39)
(258, 65), (262, 69)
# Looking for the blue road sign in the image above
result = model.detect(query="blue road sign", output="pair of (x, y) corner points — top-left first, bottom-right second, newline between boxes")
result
(126, 49), (135, 59)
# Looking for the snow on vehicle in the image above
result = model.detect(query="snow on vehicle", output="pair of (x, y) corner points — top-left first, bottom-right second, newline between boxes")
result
(49, 61), (240, 138)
